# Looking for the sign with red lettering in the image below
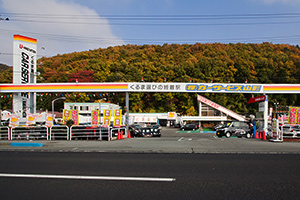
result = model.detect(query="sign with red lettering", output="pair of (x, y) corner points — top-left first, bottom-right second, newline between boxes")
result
(247, 95), (267, 104)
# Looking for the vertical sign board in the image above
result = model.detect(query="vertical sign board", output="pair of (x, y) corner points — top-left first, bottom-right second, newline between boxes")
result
(91, 110), (99, 126)
(71, 110), (79, 125)
(288, 107), (297, 124)
(103, 109), (111, 127)
(63, 109), (70, 124)
(13, 35), (37, 121)
(113, 109), (122, 127)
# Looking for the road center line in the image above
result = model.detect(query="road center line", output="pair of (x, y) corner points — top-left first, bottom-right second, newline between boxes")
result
(0, 173), (176, 182)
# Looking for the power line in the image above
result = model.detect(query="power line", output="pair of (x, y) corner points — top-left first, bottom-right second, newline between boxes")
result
(1, 12), (300, 26)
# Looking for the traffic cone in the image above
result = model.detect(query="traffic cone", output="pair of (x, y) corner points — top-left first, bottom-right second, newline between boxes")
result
(120, 130), (124, 139)
(117, 130), (121, 140)
(255, 130), (259, 139)
(262, 130), (267, 141)
(127, 129), (132, 138)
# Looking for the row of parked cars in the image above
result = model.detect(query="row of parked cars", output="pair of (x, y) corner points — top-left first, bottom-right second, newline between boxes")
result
(176, 121), (253, 139)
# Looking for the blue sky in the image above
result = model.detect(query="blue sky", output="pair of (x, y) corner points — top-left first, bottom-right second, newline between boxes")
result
(1, 0), (300, 66)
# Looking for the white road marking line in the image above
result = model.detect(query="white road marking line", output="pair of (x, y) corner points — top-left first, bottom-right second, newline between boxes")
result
(0, 173), (175, 182)
(178, 137), (184, 141)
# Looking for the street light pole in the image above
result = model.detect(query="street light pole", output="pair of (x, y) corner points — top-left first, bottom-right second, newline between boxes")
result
(99, 98), (106, 140)
(274, 102), (279, 119)
(99, 98), (107, 127)
(52, 97), (66, 124)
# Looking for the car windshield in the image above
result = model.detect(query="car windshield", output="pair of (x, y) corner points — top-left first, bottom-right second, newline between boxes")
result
(222, 122), (232, 128)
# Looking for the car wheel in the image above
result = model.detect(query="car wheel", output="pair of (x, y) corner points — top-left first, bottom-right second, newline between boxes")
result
(225, 132), (231, 138)
(246, 133), (251, 138)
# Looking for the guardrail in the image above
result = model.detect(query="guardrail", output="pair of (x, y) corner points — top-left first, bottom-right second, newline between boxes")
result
(11, 126), (48, 140)
(110, 127), (126, 139)
(70, 125), (101, 140)
(0, 126), (10, 140)
(50, 126), (69, 140)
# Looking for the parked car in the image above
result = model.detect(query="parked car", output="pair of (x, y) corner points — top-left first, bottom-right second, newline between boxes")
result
(216, 121), (253, 138)
(180, 123), (198, 131)
(141, 127), (153, 137)
(234, 129), (252, 138)
(129, 125), (143, 137)
(280, 124), (300, 137)
(174, 123), (181, 128)
(151, 125), (161, 137)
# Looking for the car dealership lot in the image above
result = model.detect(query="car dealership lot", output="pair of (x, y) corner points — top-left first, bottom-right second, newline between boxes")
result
(0, 127), (299, 154)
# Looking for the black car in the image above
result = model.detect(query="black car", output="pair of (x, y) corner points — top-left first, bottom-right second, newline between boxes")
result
(216, 121), (252, 138)
(141, 127), (153, 137)
(151, 125), (161, 137)
(129, 125), (143, 137)
(180, 123), (198, 131)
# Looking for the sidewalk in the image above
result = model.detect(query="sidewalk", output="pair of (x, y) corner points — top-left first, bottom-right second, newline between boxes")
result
(0, 133), (300, 154)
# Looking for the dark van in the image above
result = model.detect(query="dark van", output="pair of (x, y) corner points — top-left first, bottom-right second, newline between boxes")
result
(216, 121), (252, 138)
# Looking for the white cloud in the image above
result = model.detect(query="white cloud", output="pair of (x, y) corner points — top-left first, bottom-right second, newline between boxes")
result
(0, 0), (124, 66)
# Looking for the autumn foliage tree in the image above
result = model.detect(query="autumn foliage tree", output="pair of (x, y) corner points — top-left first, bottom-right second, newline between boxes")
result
(1, 42), (300, 115)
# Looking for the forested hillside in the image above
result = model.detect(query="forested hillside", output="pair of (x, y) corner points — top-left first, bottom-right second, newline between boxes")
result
(1, 42), (300, 115)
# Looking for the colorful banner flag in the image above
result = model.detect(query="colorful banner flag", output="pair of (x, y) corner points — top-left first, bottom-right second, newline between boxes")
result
(46, 114), (53, 127)
(102, 109), (111, 127)
(26, 113), (36, 126)
(113, 109), (122, 127)
(63, 109), (71, 125)
(297, 108), (300, 124)
(71, 110), (79, 125)
(91, 110), (99, 126)
(288, 107), (297, 124)
(9, 115), (20, 128)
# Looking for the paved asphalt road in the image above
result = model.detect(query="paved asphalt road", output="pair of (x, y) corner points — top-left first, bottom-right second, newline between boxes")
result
(0, 128), (300, 199)
(0, 152), (300, 200)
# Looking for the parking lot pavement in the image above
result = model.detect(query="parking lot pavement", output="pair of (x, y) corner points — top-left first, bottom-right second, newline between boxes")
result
(0, 128), (299, 154)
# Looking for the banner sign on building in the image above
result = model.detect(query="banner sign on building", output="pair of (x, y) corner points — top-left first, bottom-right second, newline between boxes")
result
(103, 109), (111, 127)
(113, 109), (122, 127)
(91, 110), (99, 126)
(134, 117), (157, 123)
(167, 112), (176, 120)
(13, 35), (37, 121)
(128, 83), (262, 93)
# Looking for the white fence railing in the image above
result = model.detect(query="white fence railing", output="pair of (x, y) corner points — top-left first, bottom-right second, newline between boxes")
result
(0, 126), (10, 140)
(11, 126), (48, 140)
(0, 125), (129, 141)
(49, 126), (69, 140)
